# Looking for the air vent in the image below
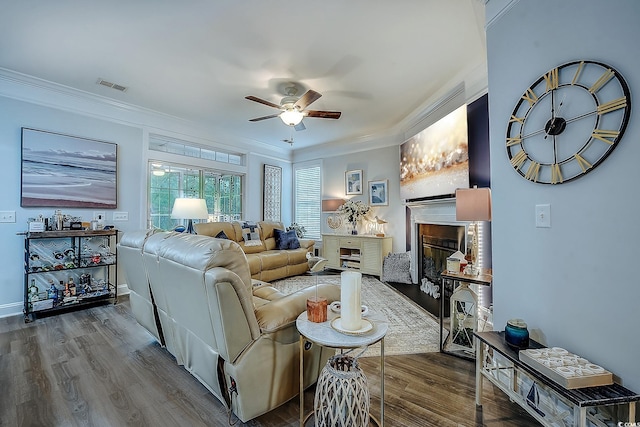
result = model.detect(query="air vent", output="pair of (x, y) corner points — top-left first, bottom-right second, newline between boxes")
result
(96, 78), (128, 92)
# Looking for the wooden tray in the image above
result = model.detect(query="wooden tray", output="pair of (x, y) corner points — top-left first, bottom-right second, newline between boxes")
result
(519, 347), (613, 389)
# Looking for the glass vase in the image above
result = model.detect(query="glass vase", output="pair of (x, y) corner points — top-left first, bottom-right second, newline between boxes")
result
(350, 222), (358, 235)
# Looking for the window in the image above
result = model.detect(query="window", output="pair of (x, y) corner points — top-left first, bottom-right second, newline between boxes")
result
(148, 162), (243, 230)
(149, 135), (242, 165)
(293, 161), (322, 240)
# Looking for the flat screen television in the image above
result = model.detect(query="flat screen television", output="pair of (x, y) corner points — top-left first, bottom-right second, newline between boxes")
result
(21, 128), (118, 208)
(399, 104), (469, 201)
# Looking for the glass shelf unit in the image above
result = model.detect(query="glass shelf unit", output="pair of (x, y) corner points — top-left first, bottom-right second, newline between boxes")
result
(22, 229), (118, 322)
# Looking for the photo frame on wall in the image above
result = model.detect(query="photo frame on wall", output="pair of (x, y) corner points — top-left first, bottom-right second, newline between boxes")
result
(263, 164), (282, 222)
(21, 127), (117, 208)
(345, 169), (363, 195)
(369, 179), (388, 206)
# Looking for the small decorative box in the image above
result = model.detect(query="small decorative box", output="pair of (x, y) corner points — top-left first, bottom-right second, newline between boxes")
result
(32, 299), (53, 311)
(29, 221), (45, 232)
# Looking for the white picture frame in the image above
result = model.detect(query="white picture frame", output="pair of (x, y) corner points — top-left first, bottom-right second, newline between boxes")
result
(369, 179), (388, 206)
(345, 169), (363, 195)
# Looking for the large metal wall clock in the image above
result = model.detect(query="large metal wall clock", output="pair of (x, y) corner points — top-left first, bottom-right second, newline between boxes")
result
(506, 60), (631, 184)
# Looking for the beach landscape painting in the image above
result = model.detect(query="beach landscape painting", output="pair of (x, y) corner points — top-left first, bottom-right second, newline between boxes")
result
(21, 128), (117, 208)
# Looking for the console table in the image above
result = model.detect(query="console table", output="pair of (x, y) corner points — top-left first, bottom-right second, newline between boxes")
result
(296, 310), (388, 426)
(322, 234), (392, 278)
(475, 331), (639, 427)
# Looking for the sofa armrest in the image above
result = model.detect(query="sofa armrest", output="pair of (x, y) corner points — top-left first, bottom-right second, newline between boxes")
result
(298, 239), (315, 250)
(254, 283), (340, 333)
(252, 284), (286, 301)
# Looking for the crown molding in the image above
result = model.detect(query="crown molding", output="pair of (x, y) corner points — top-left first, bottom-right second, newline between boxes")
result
(0, 68), (291, 160)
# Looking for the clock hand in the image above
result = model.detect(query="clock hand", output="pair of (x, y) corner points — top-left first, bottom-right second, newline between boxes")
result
(521, 128), (548, 139)
(544, 94), (566, 139)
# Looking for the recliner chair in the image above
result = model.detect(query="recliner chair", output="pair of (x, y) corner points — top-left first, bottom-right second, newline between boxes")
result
(119, 230), (340, 422)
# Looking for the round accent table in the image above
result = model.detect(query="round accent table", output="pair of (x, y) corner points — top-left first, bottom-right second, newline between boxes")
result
(296, 309), (388, 426)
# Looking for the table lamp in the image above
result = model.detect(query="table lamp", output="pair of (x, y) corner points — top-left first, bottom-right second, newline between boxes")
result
(171, 198), (209, 234)
(455, 186), (492, 276)
(322, 198), (345, 233)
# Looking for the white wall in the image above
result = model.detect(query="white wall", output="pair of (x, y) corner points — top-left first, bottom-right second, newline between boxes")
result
(318, 145), (405, 253)
(487, 0), (640, 391)
(0, 97), (143, 316)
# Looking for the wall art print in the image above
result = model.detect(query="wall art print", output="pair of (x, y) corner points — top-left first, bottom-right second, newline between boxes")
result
(21, 128), (117, 208)
(345, 169), (363, 195)
(369, 179), (388, 206)
(263, 164), (282, 222)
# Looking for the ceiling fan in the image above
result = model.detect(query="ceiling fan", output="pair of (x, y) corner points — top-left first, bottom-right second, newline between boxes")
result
(245, 86), (341, 131)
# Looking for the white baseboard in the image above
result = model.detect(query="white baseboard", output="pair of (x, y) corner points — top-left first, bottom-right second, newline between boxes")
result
(0, 284), (131, 319)
(0, 301), (23, 319)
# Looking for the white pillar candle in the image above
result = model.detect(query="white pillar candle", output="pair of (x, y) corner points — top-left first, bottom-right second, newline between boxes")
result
(340, 271), (362, 330)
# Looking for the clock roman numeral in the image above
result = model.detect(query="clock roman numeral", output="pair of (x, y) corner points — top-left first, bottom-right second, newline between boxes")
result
(522, 88), (539, 107)
(592, 129), (619, 145)
(551, 163), (563, 184)
(571, 61), (585, 85)
(506, 137), (522, 147)
(589, 69), (615, 93)
(525, 161), (540, 182)
(574, 154), (592, 173)
(597, 97), (627, 114)
(509, 115), (525, 124)
(510, 150), (527, 170)
(544, 68), (559, 92)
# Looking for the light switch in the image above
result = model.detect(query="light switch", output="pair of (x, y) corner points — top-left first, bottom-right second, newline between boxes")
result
(535, 204), (551, 228)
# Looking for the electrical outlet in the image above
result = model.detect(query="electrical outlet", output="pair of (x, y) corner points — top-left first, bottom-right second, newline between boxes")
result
(93, 211), (106, 221)
(0, 211), (16, 223)
(112, 211), (128, 221)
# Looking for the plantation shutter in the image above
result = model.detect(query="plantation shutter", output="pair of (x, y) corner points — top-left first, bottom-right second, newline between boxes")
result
(294, 162), (321, 240)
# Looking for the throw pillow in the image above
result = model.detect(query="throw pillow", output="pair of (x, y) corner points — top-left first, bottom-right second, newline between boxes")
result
(381, 252), (413, 284)
(215, 230), (229, 239)
(274, 228), (301, 250)
(240, 221), (262, 247)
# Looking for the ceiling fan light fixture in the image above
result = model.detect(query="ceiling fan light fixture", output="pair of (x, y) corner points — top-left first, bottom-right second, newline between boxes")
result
(280, 108), (304, 126)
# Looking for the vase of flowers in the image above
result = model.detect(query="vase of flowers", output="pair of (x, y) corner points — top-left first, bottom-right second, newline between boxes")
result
(337, 200), (370, 235)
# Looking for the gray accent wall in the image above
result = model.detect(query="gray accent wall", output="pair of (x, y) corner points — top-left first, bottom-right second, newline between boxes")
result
(487, 0), (640, 391)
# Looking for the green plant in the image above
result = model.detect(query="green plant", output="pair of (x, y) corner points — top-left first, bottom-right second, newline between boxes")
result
(287, 223), (306, 238)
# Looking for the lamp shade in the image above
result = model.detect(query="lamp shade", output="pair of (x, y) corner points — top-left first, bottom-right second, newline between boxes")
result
(322, 198), (346, 212)
(171, 198), (209, 220)
(455, 187), (492, 221)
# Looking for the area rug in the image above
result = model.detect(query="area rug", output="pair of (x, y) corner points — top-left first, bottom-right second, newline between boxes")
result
(269, 274), (440, 357)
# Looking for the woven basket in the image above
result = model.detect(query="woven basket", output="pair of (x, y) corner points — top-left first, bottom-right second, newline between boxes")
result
(314, 354), (370, 426)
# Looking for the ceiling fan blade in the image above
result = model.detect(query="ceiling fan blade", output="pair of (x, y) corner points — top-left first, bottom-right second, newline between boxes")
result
(245, 95), (281, 109)
(294, 90), (322, 110)
(305, 110), (342, 119)
(249, 114), (280, 122)
(294, 121), (306, 131)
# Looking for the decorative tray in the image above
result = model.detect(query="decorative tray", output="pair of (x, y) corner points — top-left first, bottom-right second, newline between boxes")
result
(519, 347), (613, 389)
(331, 317), (374, 336)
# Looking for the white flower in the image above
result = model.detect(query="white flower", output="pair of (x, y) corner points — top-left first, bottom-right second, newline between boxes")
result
(337, 200), (371, 224)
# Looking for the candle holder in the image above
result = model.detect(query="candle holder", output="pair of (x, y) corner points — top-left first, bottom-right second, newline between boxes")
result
(306, 253), (329, 323)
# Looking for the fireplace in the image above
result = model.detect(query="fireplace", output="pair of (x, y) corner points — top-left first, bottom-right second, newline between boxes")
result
(407, 198), (492, 319)
(419, 223), (465, 318)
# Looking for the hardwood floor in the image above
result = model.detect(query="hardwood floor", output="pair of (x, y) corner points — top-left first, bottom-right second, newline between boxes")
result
(0, 298), (538, 426)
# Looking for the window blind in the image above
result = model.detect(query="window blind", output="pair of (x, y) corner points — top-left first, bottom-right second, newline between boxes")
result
(294, 163), (321, 240)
